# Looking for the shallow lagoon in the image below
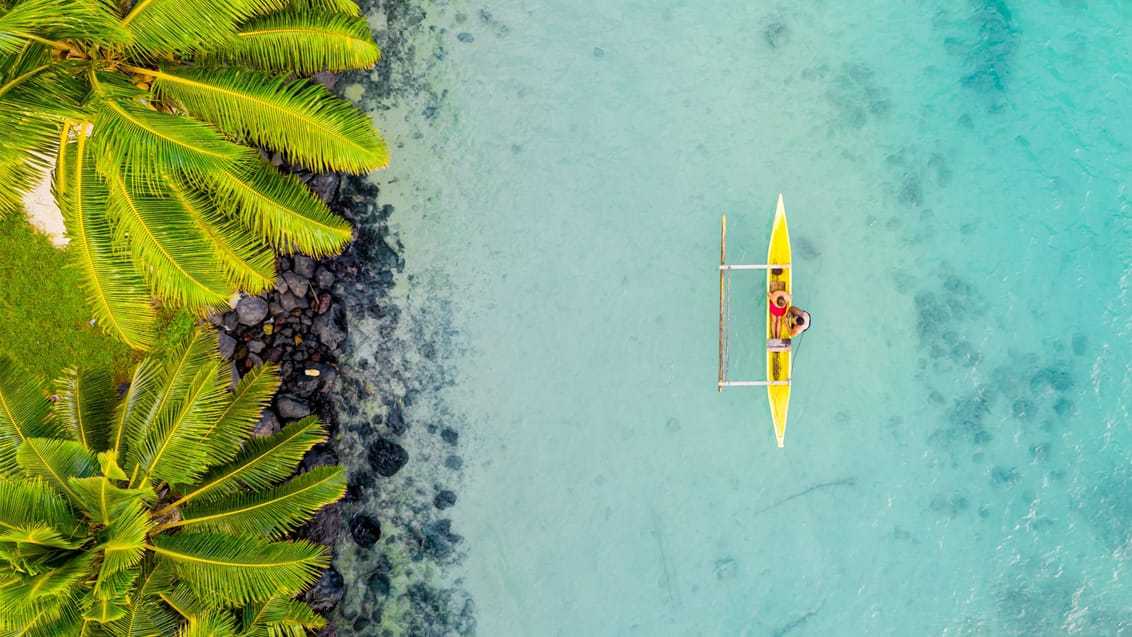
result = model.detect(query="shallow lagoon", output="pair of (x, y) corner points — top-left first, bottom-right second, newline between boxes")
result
(340, 1), (1132, 634)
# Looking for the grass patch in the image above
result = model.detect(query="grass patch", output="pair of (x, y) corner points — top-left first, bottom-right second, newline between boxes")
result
(0, 214), (140, 382)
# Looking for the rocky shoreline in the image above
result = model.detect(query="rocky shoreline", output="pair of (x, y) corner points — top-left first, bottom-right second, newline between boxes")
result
(207, 3), (474, 634)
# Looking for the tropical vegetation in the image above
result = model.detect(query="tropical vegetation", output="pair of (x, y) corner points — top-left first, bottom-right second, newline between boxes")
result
(0, 0), (388, 350)
(0, 328), (346, 635)
(0, 212), (137, 380)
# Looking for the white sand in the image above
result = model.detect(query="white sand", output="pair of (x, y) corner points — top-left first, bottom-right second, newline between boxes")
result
(22, 168), (68, 248)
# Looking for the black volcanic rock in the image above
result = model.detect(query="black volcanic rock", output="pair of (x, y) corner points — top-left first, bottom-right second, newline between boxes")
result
(368, 438), (408, 477)
(350, 515), (382, 548)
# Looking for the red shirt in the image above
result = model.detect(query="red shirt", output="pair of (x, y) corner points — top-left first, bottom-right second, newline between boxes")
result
(769, 299), (788, 317)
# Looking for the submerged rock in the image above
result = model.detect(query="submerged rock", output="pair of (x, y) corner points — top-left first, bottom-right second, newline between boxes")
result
(350, 515), (382, 548)
(368, 438), (408, 477)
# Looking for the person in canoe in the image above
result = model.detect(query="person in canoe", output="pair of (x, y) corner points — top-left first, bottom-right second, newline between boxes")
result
(769, 289), (811, 339)
(768, 289), (792, 338)
(786, 306), (811, 338)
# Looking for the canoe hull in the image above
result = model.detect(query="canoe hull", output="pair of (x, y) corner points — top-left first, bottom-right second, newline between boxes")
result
(765, 194), (791, 447)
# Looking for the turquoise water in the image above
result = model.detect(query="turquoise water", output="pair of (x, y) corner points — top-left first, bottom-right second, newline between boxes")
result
(352, 1), (1132, 634)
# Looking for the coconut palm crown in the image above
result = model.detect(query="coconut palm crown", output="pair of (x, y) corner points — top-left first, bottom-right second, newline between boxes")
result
(0, 329), (346, 636)
(0, 0), (387, 349)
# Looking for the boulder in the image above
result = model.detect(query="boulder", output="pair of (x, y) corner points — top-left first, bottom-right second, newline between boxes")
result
(276, 395), (311, 420)
(217, 333), (237, 359)
(236, 296), (269, 325)
(309, 173), (341, 205)
(315, 266), (336, 290)
(253, 410), (280, 438)
(368, 438), (408, 477)
(292, 254), (316, 279)
(303, 566), (344, 613)
(311, 305), (347, 349)
(434, 490), (457, 510)
(282, 272), (309, 297)
(350, 514), (382, 548)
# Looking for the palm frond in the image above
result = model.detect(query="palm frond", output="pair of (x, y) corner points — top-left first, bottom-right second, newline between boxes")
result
(126, 327), (215, 454)
(101, 164), (234, 310)
(83, 568), (137, 623)
(150, 532), (327, 606)
(0, 354), (55, 477)
(107, 356), (163, 463)
(91, 74), (244, 187)
(56, 128), (157, 350)
(106, 560), (181, 637)
(177, 611), (237, 637)
(120, 0), (286, 56)
(199, 362), (278, 467)
(285, 0), (359, 16)
(131, 361), (227, 488)
(52, 368), (116, 453)
(0, 554), (92, 628)
(204, 156), (352, 256)
(171, 465), (343, 538)
(161, 417), (326, 511)
(166, 177), (276, 294)
(198, 12), (379, 74)
(0, 584), (86, 635)
(149, 65), (387, 173)
(0, 478), (76, 531)
(239, 596), (325, 637)
(68, 463), (154, 526)
(15, 438), (96, 504)
(0, 0), (131, 52)
(85, 502), (147, 623)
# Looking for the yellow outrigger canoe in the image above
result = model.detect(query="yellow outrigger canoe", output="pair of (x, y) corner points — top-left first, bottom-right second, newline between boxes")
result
(718, 194), (793, 447)
(765, 195), (791, 447)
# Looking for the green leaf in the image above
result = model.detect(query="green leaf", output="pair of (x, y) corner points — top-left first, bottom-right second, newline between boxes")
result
(15, 438), (96, 504)
(120, 0), (286, 56)
(150, 65), (387, 173)
(239, 596), (325, 637)
(102, 164), (234, 310)
(161, 417), (327, 512)
(198, 12), (380, 74)
(0, 479), (75, 532)
(68, 472), (152, 527)
(131, 361), (227, 488)
(89, 501), (148, 619)
(173, 466), (344, 538)
(92, 74), (243, 182)
(52, 368), (116, 453)
(0, 587), (86, 636)
(56, 129), (157, 350)
(285, 0), (359, 16)
(106, 560), (181, 637)
(150, 533), (328, 606)
(0, 355), (54, 477)
(204, 156), (352, 257)
(165, 177), (277, 294)
(177, 611), (237, 637)
(125, 329), (221, 487)
(0, 0), (127, 56)
(200, 362), (278, 467)
(108, 356), (163, 463)
(0, 554), (92, 629)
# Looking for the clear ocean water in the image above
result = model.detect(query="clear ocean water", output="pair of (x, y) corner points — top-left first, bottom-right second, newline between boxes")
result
(352, 1), (1132, 634)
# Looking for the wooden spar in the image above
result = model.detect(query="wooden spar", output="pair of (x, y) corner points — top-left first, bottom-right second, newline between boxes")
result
(718, 215), (726, 392)
(720, 264), (791, 270)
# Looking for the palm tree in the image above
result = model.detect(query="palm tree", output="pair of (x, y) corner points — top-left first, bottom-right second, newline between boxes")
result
(0, 0), (387, 349)
(0, 328), (346, 635)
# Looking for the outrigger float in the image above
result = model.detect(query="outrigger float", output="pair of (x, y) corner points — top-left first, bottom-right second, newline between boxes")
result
(718, 194), (793, 447)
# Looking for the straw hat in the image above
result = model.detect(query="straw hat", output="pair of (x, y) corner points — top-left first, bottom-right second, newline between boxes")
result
(770, 290), (791, 308)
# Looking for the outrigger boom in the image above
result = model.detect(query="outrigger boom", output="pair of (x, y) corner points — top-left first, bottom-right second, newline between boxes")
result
(717, 194), (795, 447)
